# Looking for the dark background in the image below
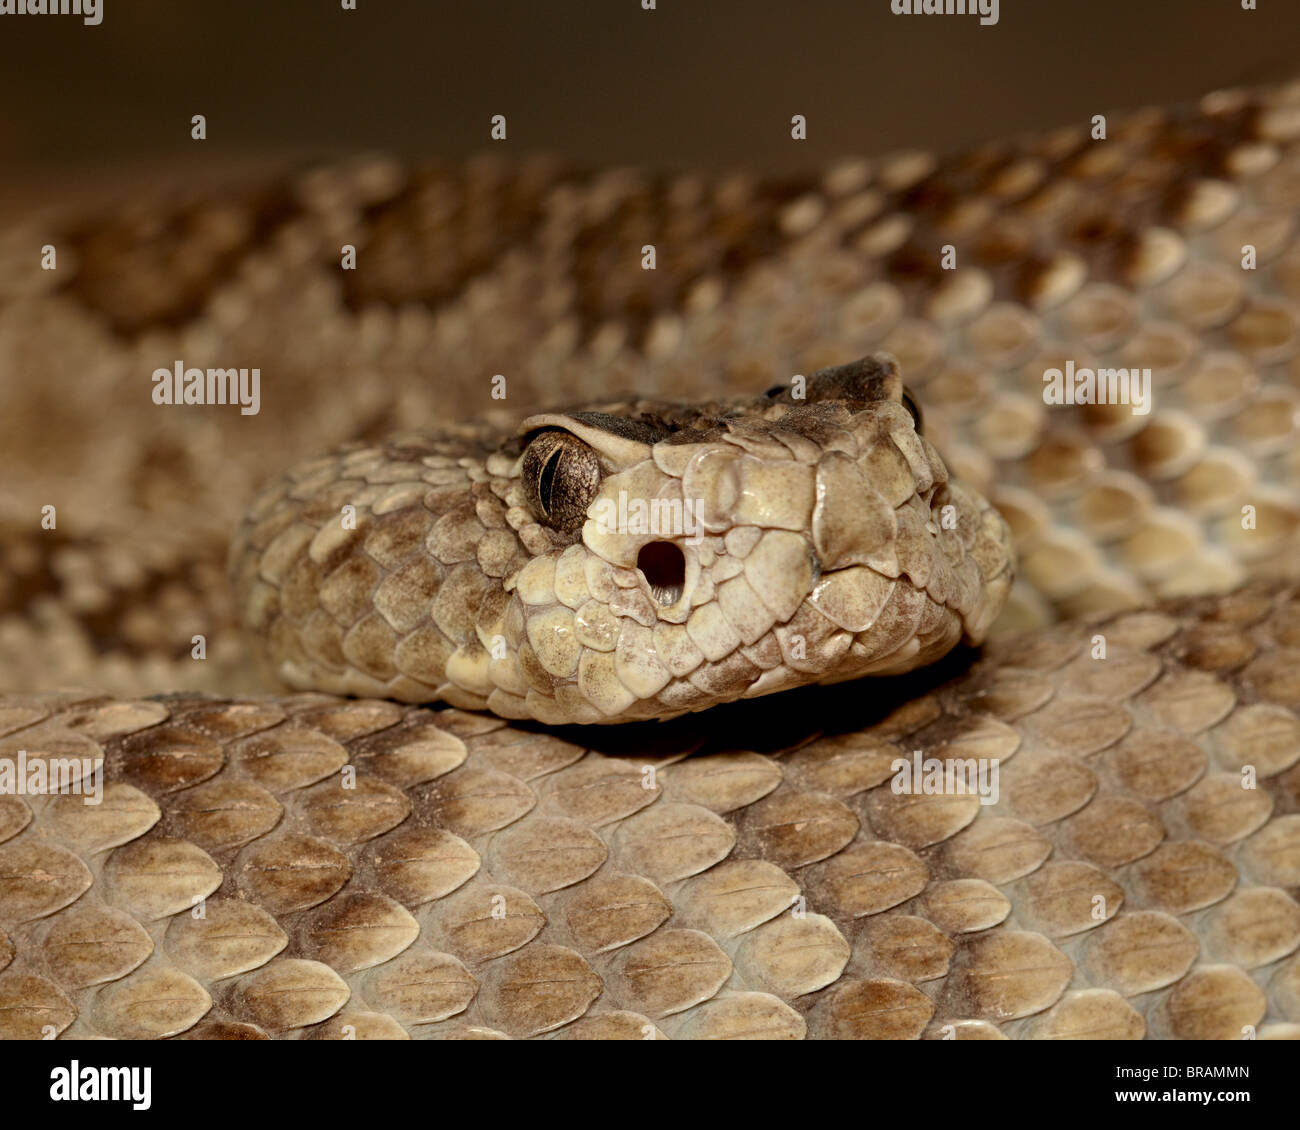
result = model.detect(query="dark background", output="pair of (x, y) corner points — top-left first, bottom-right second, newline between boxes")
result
(1, 0), (1298, 206)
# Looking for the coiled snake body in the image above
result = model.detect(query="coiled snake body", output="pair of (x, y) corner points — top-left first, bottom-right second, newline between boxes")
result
(2, 83), (1300, 1040)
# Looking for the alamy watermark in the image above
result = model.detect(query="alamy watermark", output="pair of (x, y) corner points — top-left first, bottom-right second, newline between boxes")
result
(151, 360), (260, 415)
(590, 490), (706, 545)
(0, 751), (103, 805)
(1043, 360), (1151, 416)
(891, 750), (999, 806)
(890, 0), (998, 27)
(50, 1062), (150, 1110)
(0, 0), (101, 24)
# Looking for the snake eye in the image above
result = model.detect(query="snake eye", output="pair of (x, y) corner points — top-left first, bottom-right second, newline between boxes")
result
(521, 430), (601, 532)
(901, 389), (923, 435)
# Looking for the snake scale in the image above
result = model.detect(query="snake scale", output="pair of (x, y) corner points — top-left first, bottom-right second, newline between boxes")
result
(3, 82), (1300, 1042)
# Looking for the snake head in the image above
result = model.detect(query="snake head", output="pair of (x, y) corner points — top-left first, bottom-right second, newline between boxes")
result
(232, 353), (1014, 724)
(497, 353), (1014, 722)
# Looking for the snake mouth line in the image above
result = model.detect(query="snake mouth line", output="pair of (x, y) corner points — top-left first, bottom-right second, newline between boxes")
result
(637, 540), (687, 605)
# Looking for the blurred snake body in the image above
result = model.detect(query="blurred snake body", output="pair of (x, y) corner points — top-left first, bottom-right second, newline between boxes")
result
(2, 83), (1300, 1041)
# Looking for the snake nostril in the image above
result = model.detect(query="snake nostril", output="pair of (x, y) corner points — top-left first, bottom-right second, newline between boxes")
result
(637, 541), (686, 606)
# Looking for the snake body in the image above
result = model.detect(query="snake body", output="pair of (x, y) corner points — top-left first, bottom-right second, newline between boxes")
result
(2, 83), (1300, 1039)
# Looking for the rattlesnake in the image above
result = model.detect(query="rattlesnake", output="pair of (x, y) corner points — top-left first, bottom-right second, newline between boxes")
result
(2, 81), (1300, 1041)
